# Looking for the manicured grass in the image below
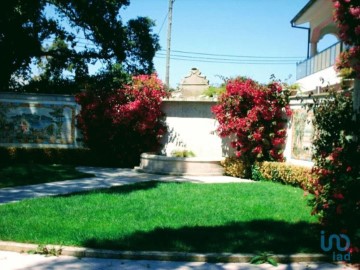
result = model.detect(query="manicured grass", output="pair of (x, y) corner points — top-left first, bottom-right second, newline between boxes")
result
(0, 181), (321, 254)
(0, 164), (94, 188)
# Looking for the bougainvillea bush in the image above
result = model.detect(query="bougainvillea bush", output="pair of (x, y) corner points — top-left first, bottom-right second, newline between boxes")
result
(212, 77), (292, 177)
(333, 0), (360, 78)
(309, 90), (360, 257)
(76, 74), (168, 166)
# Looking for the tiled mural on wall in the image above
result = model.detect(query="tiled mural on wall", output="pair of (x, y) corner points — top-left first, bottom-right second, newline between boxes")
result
(291, 108), (314, 161)
(0, 95), (79, 147)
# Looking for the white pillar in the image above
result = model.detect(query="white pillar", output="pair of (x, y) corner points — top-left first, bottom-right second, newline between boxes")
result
(310, 42), (318, 57)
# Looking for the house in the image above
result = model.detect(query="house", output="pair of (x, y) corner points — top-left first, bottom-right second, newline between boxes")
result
(291, 0), (343, 93)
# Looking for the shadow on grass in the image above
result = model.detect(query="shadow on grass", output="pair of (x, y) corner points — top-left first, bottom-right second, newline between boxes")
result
(0, 164), (94, 188)
(57, 180), (164, 197)
(83, 220), (321, 254)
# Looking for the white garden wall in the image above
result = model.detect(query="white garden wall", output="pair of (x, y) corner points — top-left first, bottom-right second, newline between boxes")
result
(0, 92), (316, 167)
(160, 98), (231, 158)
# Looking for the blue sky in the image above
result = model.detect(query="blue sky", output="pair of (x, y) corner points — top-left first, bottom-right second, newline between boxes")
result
(120, 0), (338, 88)
(122, 0), (306, 87)
(41, 0), (338, 88)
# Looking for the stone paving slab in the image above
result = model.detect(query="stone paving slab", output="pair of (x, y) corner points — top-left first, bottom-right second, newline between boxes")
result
(0, 167), (253, 204)
(0, 251), (356, 270)
(0, 241), (328, 263)
(0, 247), (357, 270)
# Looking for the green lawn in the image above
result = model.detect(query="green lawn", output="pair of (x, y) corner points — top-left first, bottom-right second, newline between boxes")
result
(0, 164), (94, 188)
(0, 181), (321, 254)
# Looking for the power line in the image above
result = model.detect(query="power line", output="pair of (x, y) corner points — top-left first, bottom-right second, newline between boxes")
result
(157, 12), (169, 35)
(159, 49), (304, 59)
(41, 36), (300, 65)
(156, 52), (298, 63)
(155, 55), (296, 65)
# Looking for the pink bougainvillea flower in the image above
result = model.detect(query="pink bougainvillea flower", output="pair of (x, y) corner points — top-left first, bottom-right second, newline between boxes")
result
(333, 193), (345, 200)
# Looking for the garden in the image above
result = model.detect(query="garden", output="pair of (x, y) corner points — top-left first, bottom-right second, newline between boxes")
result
(0, 72), (359, 262)
(0, 0), (359, 265)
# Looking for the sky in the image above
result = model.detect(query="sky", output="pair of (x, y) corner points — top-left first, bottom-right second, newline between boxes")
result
(42, 0), (339, 88)
(119, 0), (335, 88)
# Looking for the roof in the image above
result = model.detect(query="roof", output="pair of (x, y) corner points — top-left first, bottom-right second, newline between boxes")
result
(291, 0), (317, 25)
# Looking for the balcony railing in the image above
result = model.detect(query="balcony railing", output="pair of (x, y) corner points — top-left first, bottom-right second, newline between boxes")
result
(296, 42), (343, 80)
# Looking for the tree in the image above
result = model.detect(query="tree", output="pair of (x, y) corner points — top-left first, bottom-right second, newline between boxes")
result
(0, 0), (45, 91)
(0, 0), (160, 93)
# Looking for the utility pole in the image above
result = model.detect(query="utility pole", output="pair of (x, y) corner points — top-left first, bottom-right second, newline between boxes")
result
(165, 0), (174, 89)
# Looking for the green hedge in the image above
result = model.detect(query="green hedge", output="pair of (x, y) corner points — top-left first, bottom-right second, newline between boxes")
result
(0, 147), (132, 167)
(252, 161), (312, 190)
(221, 157), (250, 178)
(221, 157), (312, 190)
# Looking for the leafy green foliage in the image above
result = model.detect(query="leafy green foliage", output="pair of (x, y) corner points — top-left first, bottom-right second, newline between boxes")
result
(250, 252), (278, 266)
(203, 85), (226, 97)
(170, 149), (196, 158)
(251, 162), (312, 190)
(0, 0), (159, 93)
(221, 157), (250, 178)
(0, 0), (44, 91)
(308, 90), (360, 256)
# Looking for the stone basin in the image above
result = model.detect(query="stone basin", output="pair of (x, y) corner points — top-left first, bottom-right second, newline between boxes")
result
(137, 152), (224, 176)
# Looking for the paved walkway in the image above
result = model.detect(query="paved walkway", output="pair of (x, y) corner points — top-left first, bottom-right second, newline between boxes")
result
(0, 167), (253, 204)
(0, 251), (356, 270)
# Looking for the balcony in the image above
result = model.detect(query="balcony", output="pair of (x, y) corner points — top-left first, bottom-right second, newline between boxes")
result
(296, 42), (343, 80)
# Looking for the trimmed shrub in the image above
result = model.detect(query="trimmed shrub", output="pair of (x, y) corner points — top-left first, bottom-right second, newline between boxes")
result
(221, 157), (251, 178)
(251, 161), (312, 190)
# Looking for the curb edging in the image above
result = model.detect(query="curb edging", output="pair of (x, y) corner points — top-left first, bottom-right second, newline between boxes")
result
(0, 241), (329, 263)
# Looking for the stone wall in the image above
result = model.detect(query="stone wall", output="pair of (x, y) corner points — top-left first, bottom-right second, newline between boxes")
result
(161, 98), (231, 158)
(0, 92), (317, 166)
(162, 96), (317, 165)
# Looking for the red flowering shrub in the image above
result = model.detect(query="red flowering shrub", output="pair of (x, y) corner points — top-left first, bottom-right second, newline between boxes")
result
(75, 74), (168, 166)
(333, 0), (360, 78)
(336, 46), (360, 78)
(309, 90), (360, 259)
(212, 77), (292, 176)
